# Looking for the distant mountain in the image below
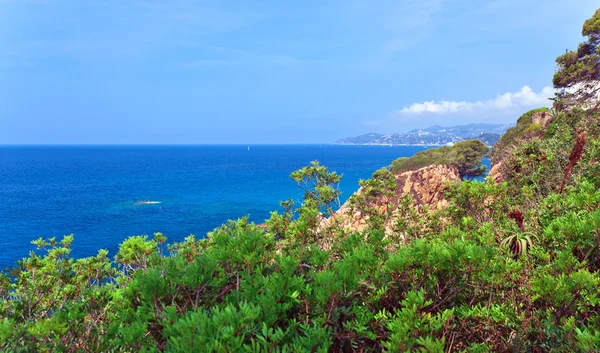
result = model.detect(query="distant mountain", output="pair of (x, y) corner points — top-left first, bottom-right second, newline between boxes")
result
(336, 123), (511, 146)
(470, 132), (503, 146)
(337, 133), (384, 144)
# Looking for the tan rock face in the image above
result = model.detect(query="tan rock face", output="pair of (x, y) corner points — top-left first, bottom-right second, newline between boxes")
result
(322, 164), (460, 236)
(487, 162), (504, 183)
(532, 111), (555, 129)
(397, 164), (459, 210)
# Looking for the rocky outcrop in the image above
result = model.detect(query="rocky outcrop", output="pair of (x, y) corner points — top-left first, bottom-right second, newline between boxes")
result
(322, 164), (460, 236)
(487, 162), (505, 183)
(395, 164), (460, 209)
(531, 110), (555, 129)
(488, 110), (555, 184)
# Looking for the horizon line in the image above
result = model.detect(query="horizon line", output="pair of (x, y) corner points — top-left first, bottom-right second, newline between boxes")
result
(0, 143), (444, 147)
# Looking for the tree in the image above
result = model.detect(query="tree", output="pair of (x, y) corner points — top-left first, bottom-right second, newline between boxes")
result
(290, 160), (342, 217)
(450, 140), (490, 178)
(553, 9), (600, 110)
(391, 140), (489, 179)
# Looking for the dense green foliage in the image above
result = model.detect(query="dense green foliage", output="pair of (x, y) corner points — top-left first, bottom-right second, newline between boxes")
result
(2, 8), (600, 353)
(390, 140), (489, 178)
(490, 107), (550, 165)
(553, 9), (600, 109)
(1, 129), (599, 351)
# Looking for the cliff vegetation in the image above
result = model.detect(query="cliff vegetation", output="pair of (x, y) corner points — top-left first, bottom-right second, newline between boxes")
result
(390, 140), (489, 178)
(2, 9), (600, 353)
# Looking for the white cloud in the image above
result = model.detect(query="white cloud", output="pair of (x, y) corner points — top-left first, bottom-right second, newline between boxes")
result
(397, 86), (554, 115)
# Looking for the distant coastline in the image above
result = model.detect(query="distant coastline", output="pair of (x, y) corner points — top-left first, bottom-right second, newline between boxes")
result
(334, 142), (491, 147)
(334, 143), (445, 147)
(336, 123), (509, 147)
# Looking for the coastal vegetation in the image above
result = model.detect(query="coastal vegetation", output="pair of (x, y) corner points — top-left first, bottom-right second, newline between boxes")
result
(1, 8), (600, 353)
(490, 107), (550, 165)
(390, 140), (489, 178)
(553, 9), (600, 110)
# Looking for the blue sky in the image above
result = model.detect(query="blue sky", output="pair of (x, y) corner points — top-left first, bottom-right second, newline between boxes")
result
(1, 0), (597, 144)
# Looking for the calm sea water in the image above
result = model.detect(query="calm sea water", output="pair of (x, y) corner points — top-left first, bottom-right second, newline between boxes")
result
(0, 144), (437, 269)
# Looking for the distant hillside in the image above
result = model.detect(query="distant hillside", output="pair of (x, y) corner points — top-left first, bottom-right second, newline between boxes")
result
(337, 123), (511, 146)
(468, 132), (502, 146)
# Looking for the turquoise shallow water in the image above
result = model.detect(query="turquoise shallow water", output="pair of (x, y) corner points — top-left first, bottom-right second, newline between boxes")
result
(0, 144), (444, 269)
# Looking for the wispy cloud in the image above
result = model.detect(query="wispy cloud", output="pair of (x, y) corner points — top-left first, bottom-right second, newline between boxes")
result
(134, 1), (268, 34)
(396, 86), (554, 115)
(383, 33), (430, 53)
(0, 0), (270, 65)
(341, 0), (444, 56)
(181, 47), (303, 69)
(381, 0), (444, 53)
(331, 0), (445, 72)
(182, 59), (237, 67)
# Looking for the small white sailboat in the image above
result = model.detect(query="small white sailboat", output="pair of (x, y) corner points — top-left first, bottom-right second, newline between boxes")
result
(248, 146), (250, 151)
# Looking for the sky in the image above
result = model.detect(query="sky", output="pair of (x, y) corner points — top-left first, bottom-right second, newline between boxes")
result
(0, 0), (597, 144)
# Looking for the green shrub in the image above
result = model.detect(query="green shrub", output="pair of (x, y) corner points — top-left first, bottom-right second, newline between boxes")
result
(390, 140), (489, 178)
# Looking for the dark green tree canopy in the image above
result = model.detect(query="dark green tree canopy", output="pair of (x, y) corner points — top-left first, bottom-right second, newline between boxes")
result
(391, 139), (489, 178)
(553, 9), (600, 109)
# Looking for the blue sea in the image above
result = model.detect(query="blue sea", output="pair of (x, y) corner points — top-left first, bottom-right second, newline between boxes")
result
(0, 145), (437, 269)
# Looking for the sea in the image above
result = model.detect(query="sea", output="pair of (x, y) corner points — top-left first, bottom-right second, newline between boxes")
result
(0, 144), (476, 269)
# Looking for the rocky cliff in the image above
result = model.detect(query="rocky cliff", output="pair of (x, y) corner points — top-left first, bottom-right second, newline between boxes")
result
(321, 164), (461, 236)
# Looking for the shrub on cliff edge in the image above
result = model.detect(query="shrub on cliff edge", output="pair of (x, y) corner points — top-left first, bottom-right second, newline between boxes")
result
(390, 139), (489, 179)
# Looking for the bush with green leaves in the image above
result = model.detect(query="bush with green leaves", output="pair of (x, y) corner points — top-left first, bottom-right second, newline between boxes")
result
(491, 107), (551, 165)
(391, 139), (489, 178)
